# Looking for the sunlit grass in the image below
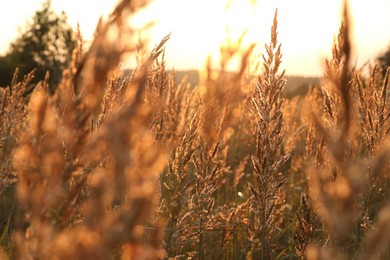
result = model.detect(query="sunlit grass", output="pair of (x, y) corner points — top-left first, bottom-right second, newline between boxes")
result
(1, 0), (390, 259)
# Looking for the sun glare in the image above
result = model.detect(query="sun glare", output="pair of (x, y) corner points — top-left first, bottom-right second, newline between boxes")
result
(137, 0), (389, 76)
(130, 0), (347, 75)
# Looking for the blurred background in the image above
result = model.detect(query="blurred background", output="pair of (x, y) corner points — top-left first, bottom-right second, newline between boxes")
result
(0, 0), (389, 77)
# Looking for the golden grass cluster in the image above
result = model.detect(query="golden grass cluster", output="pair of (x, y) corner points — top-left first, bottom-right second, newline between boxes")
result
(1, 0), (390, 259)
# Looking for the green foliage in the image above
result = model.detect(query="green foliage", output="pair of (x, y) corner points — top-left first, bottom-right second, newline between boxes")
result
(0, 0), (75, 92)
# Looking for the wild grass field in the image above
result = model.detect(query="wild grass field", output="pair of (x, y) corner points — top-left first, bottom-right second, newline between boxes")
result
(1, 0), (390, 259)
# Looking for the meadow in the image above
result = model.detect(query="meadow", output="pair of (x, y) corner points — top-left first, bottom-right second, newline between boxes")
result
(1, 0), (390, 259)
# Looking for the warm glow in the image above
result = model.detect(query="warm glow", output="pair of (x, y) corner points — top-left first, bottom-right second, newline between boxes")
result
(0, 0), (389, 76)
(134, 0), (390, 76)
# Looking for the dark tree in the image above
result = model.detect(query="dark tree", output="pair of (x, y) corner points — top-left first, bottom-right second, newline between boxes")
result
(0, 0), (75, 92)
(378, 43), (390, 76)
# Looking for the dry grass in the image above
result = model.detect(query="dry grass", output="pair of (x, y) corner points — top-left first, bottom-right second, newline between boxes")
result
(1, 0), (390, 259)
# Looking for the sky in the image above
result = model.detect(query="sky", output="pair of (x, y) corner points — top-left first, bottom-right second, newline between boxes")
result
(0, 0), (389, 76)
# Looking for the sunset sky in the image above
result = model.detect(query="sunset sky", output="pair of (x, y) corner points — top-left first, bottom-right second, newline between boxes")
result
(0, 0), (389, 76)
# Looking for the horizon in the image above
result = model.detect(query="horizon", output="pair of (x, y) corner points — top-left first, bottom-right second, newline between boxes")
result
(0, 0), (389, 77)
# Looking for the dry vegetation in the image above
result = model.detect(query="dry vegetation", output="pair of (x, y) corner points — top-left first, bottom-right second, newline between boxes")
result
(1, 0), (390, 259)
